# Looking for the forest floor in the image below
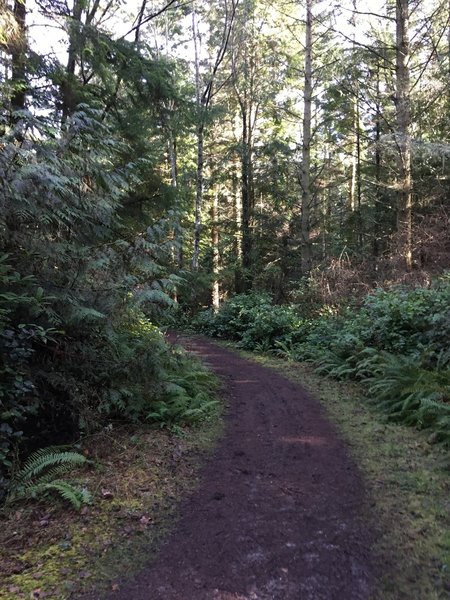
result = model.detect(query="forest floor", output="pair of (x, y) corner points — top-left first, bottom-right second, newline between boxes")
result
(1, 336), (448, 599)
(82, 334), (375, 600)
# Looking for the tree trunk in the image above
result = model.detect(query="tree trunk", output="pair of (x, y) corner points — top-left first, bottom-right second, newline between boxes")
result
(134, 0), (147, 43)
(349, 96), (357, 215)
(322, 147), (332, 260)
(62, 0), (83, 124)
(11, 0), (26, 112)
(233, 159), (244, 293)
(167, 123), (184, 271)
(395, 0), (413, 270)
(211, 191), (220, 310)
(241, 107), (252, 287)
(192, 5), (203, 271)
(300, 0), (313, 274)
(355, 93), (363, 249)
(373, 63), (383, 258)
(191, 0), (238, 271)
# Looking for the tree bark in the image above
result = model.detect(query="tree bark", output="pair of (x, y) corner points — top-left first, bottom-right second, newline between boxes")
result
(134, 0), (147, 43)
(373, 62), (383, 259)
(241, 107), (252, 282)
(11, 0), (26, 112)
(300, 0), (313, 274)
(211, 191), (220, 310)
(395, 0), (413, 270)
(62, 0), (83, 124)
(233, 158), (245, 293)
(191, 0), (239, 271)
(191, 4), (203, 271)
(192, 120), (204, 271)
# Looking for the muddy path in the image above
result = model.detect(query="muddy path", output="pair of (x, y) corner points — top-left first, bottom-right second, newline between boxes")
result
(82, 335), (373, 600)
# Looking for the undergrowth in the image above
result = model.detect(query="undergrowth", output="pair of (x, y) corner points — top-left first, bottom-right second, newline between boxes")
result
(6, 447), (91, 510)
(0, 415), (223, 600)
(190, 277), (450, 444)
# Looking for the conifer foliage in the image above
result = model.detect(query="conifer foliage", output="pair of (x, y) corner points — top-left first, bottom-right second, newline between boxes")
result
(0, 0), (213, 503)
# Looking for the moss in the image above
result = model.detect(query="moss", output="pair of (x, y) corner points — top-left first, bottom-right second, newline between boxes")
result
(0, 402), (223, 599)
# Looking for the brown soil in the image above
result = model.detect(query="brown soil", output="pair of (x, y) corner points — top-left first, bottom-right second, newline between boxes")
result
(82, 335), (373, 600)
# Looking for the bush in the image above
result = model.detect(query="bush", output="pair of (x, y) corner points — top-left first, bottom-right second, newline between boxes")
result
(6, 447), (91, 510)
(197, 278), (450, 444)
(364, 352), (450, 445)
(194, 292), (307, 352)
(294, 279), (450, 443)
(0, 297), (218, 502)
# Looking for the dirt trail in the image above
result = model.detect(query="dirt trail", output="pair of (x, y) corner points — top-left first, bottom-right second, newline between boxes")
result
(83, 335), (373, 600)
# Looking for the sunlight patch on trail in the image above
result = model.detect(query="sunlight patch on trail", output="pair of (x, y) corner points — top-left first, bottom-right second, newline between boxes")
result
(279, 435), (327, 446)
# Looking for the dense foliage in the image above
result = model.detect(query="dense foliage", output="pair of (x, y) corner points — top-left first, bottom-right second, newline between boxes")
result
(6, 447), (91, 509)
(0, 44), (213, 502)
(1, 0), (450, 506)
(194, 278), (450, 444)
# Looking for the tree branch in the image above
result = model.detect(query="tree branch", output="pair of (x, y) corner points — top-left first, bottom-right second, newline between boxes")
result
(120, 0), (185, 40)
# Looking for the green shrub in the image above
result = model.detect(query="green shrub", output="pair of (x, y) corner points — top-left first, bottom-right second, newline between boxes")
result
(100, 312), (218, 427)
(364, 352), (450, 444)
(0, 256), (58, 500)
(361, 283), (450, 358)
(198, 278), (450, 444)
(194, 292), (308, 352)
(292, 279), (450, 443)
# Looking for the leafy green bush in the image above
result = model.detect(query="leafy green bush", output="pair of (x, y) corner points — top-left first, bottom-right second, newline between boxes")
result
(291, 279), (449, 367)
(147, 349), (218, 425)
(0, 107), (213, 503)
(195, 292), (273, 339)
(364, 352), (450, 444)
(360, 283), (450, 358)
(199, 279), (450, 444)
(0, 256), (60, 499)
(194, 292), (307, 351)
(291, 280), (450, 442)
(95, 311), (218, 427)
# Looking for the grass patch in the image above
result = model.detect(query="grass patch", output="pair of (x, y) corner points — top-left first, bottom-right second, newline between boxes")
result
(0, 401), (223, 599)
(238, 349), (450, 600)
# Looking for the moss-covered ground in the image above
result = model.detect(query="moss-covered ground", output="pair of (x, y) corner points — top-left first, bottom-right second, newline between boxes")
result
(0, 404), (223, 599)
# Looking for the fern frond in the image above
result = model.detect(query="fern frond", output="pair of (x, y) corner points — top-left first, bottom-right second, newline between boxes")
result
(14, 480), (91, 510)
(6, 447), (91, 510)
(13, 448), (87, 484)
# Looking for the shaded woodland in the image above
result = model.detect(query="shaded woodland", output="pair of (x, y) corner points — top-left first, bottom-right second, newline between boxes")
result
(0, 0), (449, 503)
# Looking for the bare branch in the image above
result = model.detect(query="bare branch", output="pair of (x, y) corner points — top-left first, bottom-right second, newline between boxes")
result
(120, 0), (186, 40)
(339, 5), (395, 22)
(202, 0), (240, 109)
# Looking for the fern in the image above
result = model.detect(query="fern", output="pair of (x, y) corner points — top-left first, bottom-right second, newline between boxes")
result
(7, 447), (91, 509)
(366, 353), (450, 443)
(20, 481), (91, 511)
